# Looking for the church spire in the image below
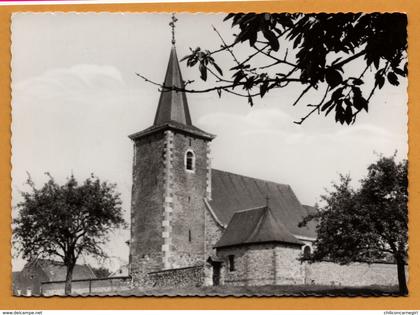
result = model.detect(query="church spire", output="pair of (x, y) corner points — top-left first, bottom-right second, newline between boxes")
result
(153, 14), (192, 126)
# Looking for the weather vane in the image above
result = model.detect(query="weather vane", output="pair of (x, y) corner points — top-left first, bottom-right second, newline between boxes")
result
(169, 13), (178, 46)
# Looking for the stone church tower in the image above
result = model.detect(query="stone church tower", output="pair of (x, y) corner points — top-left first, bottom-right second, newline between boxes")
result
(128, 43), (215, 275)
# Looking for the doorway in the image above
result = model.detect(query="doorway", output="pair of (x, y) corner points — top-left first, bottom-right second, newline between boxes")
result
(212, 262), (221, 286)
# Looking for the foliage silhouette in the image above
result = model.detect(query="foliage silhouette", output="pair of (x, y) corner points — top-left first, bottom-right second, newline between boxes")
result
(300, 155), (408, 294)
(137, 13), (407, 125)
(13, 174), (126, 295)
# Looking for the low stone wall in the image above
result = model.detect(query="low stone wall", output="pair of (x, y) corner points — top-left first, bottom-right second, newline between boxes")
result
(40, 261), (406, 294)
(41, 277), (132, 296)
(274, 245), (305, 285)
(216, 243), (405, 288)
(305, 261), (406, 287)
(147, 265), (204, 288)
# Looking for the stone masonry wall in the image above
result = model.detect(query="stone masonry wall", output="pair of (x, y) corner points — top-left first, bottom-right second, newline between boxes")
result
(130, 131), (166, 275)
(305, 261), (405, 287)
(217, 246), (249, 286)
(274, 245), (305, 285)
(245, 244), (277, 286)
(168, 131), (210, 268)
(147, 265), (205, 288)
(218, 243), (304, 286)
(217, 243), (401, 287)
(203, 205), (225, 286)
(204, 204), (225, 259)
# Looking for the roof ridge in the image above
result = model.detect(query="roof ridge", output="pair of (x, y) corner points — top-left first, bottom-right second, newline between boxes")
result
(245, 207), (269, 242)
(233, 205), (266, 214)
(209, 169), (318, 239)
(259, 207), (303, 245)
(211, 168), (290, 188)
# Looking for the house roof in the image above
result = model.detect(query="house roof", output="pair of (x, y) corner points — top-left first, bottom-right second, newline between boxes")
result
(12, 272), (23, 289)
(36, 259), (96, 282)
(215, 206), (303, 248)
(209, 169), (317, 239)
(109, 264), (129, 278)
(12, 271), (20, 280)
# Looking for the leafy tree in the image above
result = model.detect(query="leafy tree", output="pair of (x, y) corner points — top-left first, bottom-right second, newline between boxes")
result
(91, 266), (111, 279)
(138, 13), (407, 125)
(300, 155), (408, 294)
(13, 174), (126, 295)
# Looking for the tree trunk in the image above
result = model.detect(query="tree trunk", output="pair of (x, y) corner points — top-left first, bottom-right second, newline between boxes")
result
(396, 257), (408, 295)
(64, 263), (75, 296)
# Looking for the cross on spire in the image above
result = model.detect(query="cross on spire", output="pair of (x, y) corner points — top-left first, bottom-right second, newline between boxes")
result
(169, 13), (178, 46)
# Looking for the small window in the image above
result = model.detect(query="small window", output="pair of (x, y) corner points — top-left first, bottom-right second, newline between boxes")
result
(188, 230), (192, 242)
(228, 255), (235, 271)
(189, 138), (192, 146)
(185, 150), (195, 172)
(303, 245), (312, 260)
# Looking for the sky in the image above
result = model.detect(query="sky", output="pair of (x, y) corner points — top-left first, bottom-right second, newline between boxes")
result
(11, 13), (407, 271)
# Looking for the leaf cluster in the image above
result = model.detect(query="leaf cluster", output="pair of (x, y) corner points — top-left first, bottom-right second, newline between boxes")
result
(177, 13), (407, 125)
(91, 266), (112, 278)
(13, 174), (126, 265)
(181, 47), (223, 81)
(300, 155), (407, 264)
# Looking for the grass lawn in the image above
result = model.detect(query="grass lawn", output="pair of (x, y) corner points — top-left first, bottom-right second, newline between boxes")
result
(97, 284), (402, 297)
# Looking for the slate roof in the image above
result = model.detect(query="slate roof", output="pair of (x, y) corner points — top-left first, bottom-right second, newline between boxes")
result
(129, 46), (215, 141)
(36, 259), (96, 282)
(154, 47), (192, 126)
(302, 204), (318, 215)
(129, 120), (214, 141)
(215, 206), (303, 248)
(209, 169), (317, 239)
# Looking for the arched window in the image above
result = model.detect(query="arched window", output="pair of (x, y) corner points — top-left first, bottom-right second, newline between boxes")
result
(303, 245), (312, 260)
(185, 150), (195, 172)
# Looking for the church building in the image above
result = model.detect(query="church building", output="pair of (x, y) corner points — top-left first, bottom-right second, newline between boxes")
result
(126, 20), (401, 290)
(127, 37), (318, 288)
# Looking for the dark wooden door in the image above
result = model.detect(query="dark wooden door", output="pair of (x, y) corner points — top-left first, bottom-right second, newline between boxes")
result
(212, 263), (221, 286)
